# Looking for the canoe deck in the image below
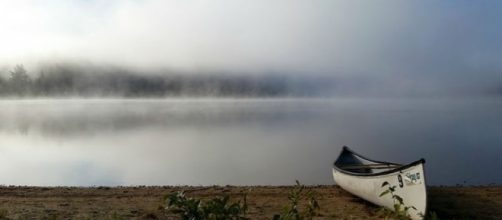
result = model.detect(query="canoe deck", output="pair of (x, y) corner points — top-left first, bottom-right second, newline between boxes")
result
(334, 147), (405, 175)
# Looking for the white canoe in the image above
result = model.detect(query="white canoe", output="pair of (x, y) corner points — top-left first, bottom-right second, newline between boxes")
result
(332, 146), (427, 220)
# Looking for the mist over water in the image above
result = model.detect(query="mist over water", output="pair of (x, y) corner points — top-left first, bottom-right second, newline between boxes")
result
(1, 0), (501, 190)
(0, 98), (500, 186)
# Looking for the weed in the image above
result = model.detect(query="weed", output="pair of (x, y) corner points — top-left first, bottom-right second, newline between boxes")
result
(378, 181), (441, 220)
(202, 194), (248, 219)
(378, 181), (416, 220)
(165, 191), (248, 220)
(165, 191), (203, 219)
(272, 180), (320, 220)
(165, 181), (320, 220)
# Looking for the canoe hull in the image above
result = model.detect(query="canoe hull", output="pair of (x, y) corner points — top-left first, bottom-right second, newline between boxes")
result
(333, 159), (426, 220)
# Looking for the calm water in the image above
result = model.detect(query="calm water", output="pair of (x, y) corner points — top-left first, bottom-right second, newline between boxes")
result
(0, 98), (501, 186)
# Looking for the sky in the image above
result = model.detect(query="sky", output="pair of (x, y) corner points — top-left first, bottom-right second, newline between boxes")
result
(0, 0), (501, 94)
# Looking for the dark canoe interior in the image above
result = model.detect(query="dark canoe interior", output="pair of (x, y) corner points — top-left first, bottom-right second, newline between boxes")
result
(334, 146), (403, 175)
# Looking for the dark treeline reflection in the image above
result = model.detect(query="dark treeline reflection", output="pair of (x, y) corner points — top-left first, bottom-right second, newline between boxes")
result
(0, 64), (334, 97)
(0, 100), (322, 137)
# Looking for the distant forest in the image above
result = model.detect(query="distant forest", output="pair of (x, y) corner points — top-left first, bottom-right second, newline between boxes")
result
(0, 64), (334, 97)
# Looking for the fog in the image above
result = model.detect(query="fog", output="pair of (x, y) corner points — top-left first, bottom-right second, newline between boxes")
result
(1, 1), (502, 97)
(1, 1), (502, 187)
(0, 62), (499, 98)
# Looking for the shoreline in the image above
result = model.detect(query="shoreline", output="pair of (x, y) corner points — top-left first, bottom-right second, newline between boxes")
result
(0, 185), (501, 219)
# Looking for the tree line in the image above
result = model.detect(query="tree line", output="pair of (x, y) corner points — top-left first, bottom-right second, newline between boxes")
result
(0, 64), (333, 97)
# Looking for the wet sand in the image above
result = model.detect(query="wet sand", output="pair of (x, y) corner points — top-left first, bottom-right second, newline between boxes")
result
(0, 185), (501, 219)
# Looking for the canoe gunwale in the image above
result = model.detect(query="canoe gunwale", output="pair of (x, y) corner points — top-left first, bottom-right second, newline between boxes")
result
(333, 146), (426, 177)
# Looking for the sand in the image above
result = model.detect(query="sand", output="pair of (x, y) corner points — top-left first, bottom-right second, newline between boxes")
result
(0, 185), (501, 219)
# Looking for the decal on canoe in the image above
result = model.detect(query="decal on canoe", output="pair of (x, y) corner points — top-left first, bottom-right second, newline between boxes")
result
(404, 172), (422, 185)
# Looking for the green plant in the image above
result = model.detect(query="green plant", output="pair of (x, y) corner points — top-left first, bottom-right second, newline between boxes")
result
(165, 191), (204, 220)
(272, 180), (320, 220)
(378, 182), (441, 220)
(203, 194), (248, 219)
(378, 181), (416, 220)
(165, 191), (248, 220)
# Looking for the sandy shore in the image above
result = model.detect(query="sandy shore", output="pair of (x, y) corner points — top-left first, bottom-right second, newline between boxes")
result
(0, 185), (501, 219)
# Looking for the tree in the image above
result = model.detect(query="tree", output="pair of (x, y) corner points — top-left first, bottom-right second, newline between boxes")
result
(9, 64), (31, 96)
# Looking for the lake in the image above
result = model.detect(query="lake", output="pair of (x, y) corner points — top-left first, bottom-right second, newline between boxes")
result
(0, 98), (501, 186)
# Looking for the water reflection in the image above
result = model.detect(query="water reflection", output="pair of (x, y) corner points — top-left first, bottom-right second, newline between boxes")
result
(0, 98), (501, 186)
(0, 99), (325, 137)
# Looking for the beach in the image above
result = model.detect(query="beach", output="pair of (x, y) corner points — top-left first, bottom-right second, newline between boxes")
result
(0, 185), (500, 219)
